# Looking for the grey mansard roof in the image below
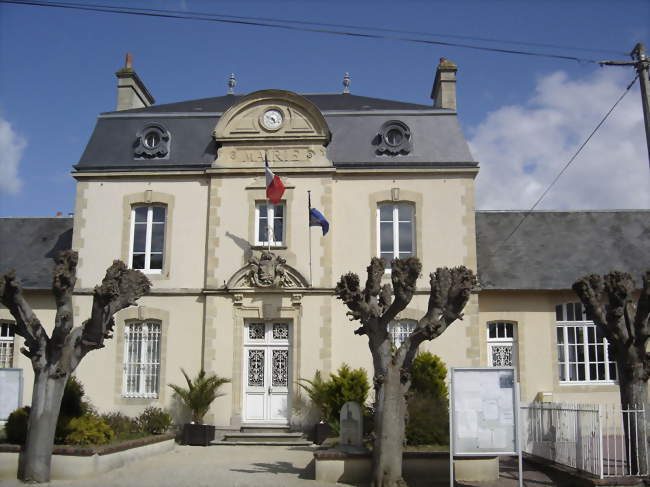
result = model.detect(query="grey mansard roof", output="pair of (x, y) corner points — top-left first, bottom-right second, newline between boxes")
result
(0, 218), (74, 290)
(75, 93), (476, 172)
(476, 210), (650, 290)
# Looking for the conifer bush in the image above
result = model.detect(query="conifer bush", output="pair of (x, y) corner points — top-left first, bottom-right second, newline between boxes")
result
(5, 407), (30, 444)
(406, 352), (449, 445)
(64, 415), (114, 446)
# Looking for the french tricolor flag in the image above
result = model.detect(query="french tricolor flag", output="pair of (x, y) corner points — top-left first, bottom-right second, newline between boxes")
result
(265, 160), (285, 204)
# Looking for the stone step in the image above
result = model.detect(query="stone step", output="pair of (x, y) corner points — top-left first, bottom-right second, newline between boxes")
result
(221, 432), (305, 443)
(212, 440), (313, 446)
(240, 425), (292, 434)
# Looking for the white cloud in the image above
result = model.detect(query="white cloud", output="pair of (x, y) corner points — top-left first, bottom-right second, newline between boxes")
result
(470, 69), (650, 210)
(0, 116), (26, 195)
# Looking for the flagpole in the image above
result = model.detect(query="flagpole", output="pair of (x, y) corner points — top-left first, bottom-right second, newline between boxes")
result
(266, 151), (271, 252)
(308, 190), (313, 288)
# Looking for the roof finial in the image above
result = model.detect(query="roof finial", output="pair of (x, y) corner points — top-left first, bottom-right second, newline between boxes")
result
(342, 72), (351, 94)
(228, 73), (236, 95)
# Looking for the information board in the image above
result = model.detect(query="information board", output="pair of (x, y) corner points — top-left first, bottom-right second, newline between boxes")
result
(0, 369), (23, 421)
(451, 367), (518, 456)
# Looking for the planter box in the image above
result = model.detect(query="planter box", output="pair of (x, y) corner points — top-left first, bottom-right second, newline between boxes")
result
(313, 423), (331, 445)
(0, 434), (175, 480)
(181, 423), (216, 446)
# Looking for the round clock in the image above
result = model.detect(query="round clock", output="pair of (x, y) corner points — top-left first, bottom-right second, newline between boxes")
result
(261, 109), (283, 130)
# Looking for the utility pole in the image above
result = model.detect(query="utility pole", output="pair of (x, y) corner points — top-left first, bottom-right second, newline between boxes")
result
(600, 43), (650, 170)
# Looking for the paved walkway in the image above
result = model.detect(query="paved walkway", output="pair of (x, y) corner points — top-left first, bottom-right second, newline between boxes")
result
(2, 445), (565, 486)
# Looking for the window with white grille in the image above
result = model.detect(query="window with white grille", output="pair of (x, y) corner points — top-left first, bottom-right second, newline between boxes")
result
(389, 319), (417, 349)
(556, 302), (617, 384)
(129, 205), (166, 273)
(123, 321), (161, 398)
(487, 322), (517, 367)
(0, 322), (15, 368)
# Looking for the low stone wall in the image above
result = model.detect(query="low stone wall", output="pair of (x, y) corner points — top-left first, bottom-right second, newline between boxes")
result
(0, 434), (175, 480)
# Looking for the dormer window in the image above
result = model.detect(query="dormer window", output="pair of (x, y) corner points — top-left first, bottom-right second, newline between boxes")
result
(135, 124), (170, 159)
(376, 120), (412, 155)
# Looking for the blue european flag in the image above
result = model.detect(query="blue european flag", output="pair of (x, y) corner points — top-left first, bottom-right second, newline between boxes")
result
(309, 208), (329, 236)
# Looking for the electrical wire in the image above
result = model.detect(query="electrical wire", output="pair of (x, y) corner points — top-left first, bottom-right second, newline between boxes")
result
(4, 0), (624, 57)
(0, 0), (603, 63)
(497, 75), (640, 249)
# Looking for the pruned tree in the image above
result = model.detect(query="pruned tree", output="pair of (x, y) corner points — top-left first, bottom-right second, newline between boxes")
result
(335, 257), (476, 487)
(572, 270), (649, 475)
(0, 250), (150, 483)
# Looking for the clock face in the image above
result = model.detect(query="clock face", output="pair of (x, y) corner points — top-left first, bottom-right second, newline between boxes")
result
(262, 109), (283, 130)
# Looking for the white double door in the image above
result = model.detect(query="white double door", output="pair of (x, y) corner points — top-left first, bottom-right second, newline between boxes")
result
(243, 322), (291, 424)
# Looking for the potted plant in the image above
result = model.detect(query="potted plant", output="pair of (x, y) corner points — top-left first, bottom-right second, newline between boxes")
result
(297, 371), (331, 444)
(169, 369), (230, 446)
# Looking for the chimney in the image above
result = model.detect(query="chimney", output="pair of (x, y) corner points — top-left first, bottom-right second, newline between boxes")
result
(431, 57), (458, 110)
(115, 53), (155, 111)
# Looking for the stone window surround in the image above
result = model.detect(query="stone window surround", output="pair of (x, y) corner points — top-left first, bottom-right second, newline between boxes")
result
(113, 305), (170, 406)
(368, 188), (423, 268)
(121, 191), (175, 281)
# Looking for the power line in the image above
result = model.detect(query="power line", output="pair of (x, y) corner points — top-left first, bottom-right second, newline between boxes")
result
(11, 0), (624, 57)
(498, 75), (640, 248)
(0, 0), (602, 64)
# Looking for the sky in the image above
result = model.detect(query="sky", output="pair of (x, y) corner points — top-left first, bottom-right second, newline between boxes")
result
(0, 0), (648, 217)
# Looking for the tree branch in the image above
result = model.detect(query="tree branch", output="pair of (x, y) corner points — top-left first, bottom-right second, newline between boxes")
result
(80, 260), (150, 355)
(381, 258), (420, 326)
(1, 270), (49, 366)
(50, 251), (78, 350)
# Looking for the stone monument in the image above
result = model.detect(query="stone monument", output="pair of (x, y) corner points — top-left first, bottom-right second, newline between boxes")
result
(338, 401), (366, 452)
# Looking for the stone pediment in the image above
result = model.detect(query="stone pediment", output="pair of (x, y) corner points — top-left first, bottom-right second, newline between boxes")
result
(212, 90), (332, 168)
(226, 250), (309, 289)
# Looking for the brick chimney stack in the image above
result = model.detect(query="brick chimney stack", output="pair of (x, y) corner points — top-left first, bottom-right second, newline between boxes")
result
(430, 57), (458, 110)
(115, 53), (155, 111)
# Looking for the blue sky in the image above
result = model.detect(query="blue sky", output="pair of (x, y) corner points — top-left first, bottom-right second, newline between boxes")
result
(0, 0), (648, 217)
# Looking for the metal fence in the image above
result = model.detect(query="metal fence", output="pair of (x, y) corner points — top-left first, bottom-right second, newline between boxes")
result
(520, 402), (648, 478)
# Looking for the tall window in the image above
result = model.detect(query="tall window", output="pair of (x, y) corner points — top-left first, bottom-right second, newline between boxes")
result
(487, 322), (517, 367)
(123, 321), (161, 398)
(556, 302), (617, 383)
(0, 322), (14, 368)
(255, 202), (285, 246)
(378, 203), (414, 269)
(389, 320), (417, 349)
(130, 205), (166, 273)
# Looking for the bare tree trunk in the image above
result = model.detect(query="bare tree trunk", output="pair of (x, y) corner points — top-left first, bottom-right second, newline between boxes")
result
(617, 348), (649, 475)
(18, 370), (68, 482)
(372, 363), (408, 487)
(1, 252), (150, 483)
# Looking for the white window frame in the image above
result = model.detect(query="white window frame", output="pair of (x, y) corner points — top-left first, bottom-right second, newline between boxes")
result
(556, 302), (617, 385)
(0, 321), (15, 369)
(388, 319), (417, 349)
(377, 203), (415, 269)
(129, 205), (166, 274)
(122, 321), (161, 398)
(486, 321), (517, 368)
(255, 202), (286, 247)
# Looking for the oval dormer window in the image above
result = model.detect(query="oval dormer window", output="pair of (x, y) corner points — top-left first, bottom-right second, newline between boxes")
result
(135, 124), (170, 159)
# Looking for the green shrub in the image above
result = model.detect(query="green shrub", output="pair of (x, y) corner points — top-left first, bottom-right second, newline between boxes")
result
(410, 352), (448, 399)
(324, 364), (370, 432)
(406, 352), (449, 445)
(56, 375), (94, 443)
(5, 407), (30, 444)
(406, 395), (449, 445)
(99, 411), (142, 439)
(64, 415), (114, 446)
(137, 407), (172, 434)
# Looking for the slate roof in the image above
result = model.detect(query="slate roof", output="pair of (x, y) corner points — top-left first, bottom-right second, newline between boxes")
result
(0, 218), (74, 290)
(76, 93), (476, 172)
(476, 210), (650, 290)
(113, 93), (433, 114)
